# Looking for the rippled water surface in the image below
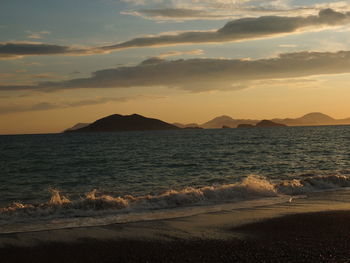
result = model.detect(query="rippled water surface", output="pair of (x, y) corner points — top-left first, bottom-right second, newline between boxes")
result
(1, 126), (350, 205)
(1, 126), (350, 232)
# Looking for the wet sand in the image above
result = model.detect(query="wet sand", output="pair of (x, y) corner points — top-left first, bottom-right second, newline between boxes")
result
(1, 210), (350, 262)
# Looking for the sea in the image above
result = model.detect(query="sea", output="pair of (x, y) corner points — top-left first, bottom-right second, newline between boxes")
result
(1, 125), (350, 233)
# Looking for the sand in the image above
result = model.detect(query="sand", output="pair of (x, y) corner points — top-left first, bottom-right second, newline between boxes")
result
(2, 191), (350, 262)
(1, 210), (350, 262)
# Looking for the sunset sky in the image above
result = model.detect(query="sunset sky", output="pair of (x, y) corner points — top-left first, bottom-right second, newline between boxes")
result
(2, 0), (350, 134)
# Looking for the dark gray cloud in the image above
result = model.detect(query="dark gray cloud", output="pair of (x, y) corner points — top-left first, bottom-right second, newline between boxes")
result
(2, 49), (350, 93)
(0, 43), (74, 58)
(0, 43), (95, 59)
(102, 9), (350, 51)
(2, 9), (350, 59)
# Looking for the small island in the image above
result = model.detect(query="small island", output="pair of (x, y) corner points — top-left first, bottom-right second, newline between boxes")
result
(238, 120), (287, 128)
(255, 120), (287, 127)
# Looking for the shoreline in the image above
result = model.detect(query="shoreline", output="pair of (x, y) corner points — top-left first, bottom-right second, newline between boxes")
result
(2, 189), (350, 262)
(1, 210), (350, 262)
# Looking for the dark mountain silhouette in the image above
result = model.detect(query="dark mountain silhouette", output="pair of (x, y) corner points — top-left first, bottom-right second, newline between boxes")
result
(65, 114), (180, 133)
(64, 123), (90, 132)
(255, 120), (287, 127)
(237, 120), (286, 128)
(202, 112), (350, 129)
(201, 115), (259, 129)
(65, 112), (350, 133)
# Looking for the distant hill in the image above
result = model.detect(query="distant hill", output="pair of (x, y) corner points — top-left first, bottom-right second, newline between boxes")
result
(255, 120), (286, 127)
(298, 112), (334, 123)
(202, 112), (350, 129)
(201, 115), (259, 129)
(65, 112), (350, 133)
(65, 114), (180, 133)
(64, 123), (90, 132)
(272, 112), (349, 126)
(237, 120), (286, 128)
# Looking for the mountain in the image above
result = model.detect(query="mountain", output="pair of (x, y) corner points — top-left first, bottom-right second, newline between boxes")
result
(255, 120), (287, 127)
(65, 114), (180, 133)
(298, 112), (335, 123)
(65, 112), (350, 133)
(237, 120), (286, 128)
(201, 115), (259, 129)
(272, 112), (343, 126)
(64, 123), (90, 132)
(204, 112), (350, 129)
(173, 123), (200, 128)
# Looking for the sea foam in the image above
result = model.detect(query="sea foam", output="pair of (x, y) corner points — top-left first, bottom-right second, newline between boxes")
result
(1, 174), (350, 224)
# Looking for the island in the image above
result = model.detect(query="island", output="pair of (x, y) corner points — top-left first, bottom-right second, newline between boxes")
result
(65, 114), (180, 133)
(238, 120), (287, 128)
(255, 120), (287, 127)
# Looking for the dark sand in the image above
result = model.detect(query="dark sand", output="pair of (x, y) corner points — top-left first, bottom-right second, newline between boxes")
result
(1, 210), (350, 263)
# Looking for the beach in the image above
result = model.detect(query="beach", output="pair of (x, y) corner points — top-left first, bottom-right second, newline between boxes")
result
(1, 211), (350, 262)
(1, 190), (350, 263)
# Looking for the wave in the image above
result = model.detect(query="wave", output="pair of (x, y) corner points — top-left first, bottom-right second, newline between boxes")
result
(1, 174), (350, 232)
(0, 175), (276, 217)
(276, 174), (350, 195)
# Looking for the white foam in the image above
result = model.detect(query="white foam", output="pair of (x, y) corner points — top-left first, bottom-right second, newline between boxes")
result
(1, 174), (350, 233)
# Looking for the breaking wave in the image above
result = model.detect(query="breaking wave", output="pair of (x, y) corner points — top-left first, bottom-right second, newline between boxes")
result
(1, 174), (350, 233)
(0, 175), (276, 217)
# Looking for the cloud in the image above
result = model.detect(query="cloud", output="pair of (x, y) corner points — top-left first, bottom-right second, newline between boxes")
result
(121, 1), (350, 21)
(278, 44), (298, 48)
(120, 0), (148, 6)
(0, 102), (58, 114)
(2, 49), (350, 93)
(101, 9), (350, 51)
(134, 8), (210, 18)
(26, 30), (51, 39)
(121, 8), (224, 21)
(2, 9), (350, 59)
(156, 49), (203, 58)
(0, 95), (164, 114)
(0, 43), (77, 59)
(0, 42), (104, 59)
(121, 7), (297, 21)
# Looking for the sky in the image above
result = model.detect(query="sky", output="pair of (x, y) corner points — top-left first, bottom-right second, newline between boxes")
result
(1, 0), (350, 134)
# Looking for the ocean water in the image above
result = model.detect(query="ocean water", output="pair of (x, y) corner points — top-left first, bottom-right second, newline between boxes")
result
(1, 126), (350, 233)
